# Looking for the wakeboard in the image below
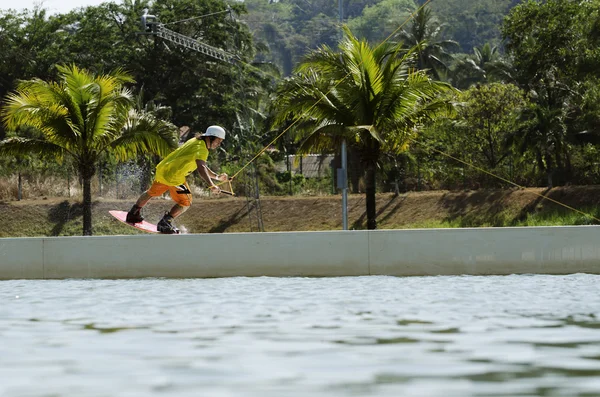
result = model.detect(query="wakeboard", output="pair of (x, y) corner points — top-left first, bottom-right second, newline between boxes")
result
(109, 210), (160, 234)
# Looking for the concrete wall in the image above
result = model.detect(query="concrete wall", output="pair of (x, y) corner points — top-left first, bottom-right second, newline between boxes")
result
(0, 226), (599, 279)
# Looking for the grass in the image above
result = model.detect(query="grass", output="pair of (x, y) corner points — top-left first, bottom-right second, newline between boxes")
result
(512, 207), (600, 227)
(403, 206), (600, 229)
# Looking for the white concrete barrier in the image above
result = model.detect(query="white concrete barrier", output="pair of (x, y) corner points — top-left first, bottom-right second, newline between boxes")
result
(0, 226), (599, 279)
(0, 237), (44, 279)
(368, 226), (600, 276)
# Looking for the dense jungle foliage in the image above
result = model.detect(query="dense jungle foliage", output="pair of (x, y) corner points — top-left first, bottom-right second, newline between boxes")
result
(1, 0), (600, 232)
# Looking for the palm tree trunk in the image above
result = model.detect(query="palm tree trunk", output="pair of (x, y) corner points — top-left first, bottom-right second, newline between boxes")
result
(349, 147), (361, 194)
(365, 162), (377, 230)
(17, 171), (22, 201)
(83, 176), (93, 236)
(545, 154), (554, 188)
(98, 164), (103, 197)
(80, 163), (95, 236)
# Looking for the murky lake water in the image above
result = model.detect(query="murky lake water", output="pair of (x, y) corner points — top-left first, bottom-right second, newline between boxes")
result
(1, 275), (600, 397)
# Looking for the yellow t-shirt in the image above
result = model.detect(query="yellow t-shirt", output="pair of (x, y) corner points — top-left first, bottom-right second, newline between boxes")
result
(155, 138), (209, 186)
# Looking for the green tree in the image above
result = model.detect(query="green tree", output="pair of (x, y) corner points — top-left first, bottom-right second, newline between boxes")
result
(503, 0), (600, 87)
(509, 102), (569, 188)
(429, 0), (518, 52)
(502, 0), (600, 186)
(447, 83), (527, 186)
(0, 8), (68, 139)
(396, 7), (458, 80)
(347, 0), (416, 44)
(272, 26), (454, 229)
(0, 64), (178, 235)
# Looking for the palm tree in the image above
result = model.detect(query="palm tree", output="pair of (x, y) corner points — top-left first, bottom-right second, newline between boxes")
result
(1, 64), (178, 236)
(509, 103), (569, 188)
(452, 43), (516, 89)
(272, 26), (455, 229)
(396, 7), (458, 81)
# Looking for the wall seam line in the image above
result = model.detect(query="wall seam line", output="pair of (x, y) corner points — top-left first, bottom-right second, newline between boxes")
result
(367, 231), (372, 275)
(42, 238), (45, 279)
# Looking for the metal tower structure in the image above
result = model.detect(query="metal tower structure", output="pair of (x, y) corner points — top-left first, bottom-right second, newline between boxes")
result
(141, 14), (239, 65)
(243, 164), (265, 232)
(140, 12), (264, 232)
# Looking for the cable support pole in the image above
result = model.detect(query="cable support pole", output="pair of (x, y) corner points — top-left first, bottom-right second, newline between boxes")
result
(338, 0), (348, 231)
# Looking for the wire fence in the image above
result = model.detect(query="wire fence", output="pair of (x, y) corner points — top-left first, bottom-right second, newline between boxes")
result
(0, 148), (581, 201)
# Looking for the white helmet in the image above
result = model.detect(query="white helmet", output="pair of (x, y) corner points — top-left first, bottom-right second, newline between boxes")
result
(202, 125), (226, 140)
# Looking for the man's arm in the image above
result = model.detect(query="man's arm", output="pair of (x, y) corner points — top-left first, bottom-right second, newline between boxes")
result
(196, 159), (223, 192)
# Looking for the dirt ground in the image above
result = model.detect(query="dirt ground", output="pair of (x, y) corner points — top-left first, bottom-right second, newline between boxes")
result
(2, 185), (600, 237)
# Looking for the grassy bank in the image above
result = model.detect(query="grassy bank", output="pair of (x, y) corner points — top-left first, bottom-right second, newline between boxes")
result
(1, 186), (600, 237)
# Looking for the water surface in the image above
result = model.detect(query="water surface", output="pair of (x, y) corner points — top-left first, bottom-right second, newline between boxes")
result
(1, 274), (600, 396)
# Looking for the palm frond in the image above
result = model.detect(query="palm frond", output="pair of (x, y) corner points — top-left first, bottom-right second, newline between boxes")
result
(273, 24), (455, 159)
(0, 137), (67, 161)
(297, 124), (342, 155)
(2, 82), (82, 145)
(110, 110), (178, 161)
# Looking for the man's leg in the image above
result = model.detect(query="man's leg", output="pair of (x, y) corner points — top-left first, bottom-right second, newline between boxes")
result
(126, 182), (168, 223)
(167, 183), (193, 218)
(168, 203), (190, 219)
(157, 183), (192, 233)
(134, 191), (153, 208)
(126, 192), (148, 223)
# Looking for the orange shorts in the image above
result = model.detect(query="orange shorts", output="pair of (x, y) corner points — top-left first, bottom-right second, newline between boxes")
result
(147, 181), (192, 207)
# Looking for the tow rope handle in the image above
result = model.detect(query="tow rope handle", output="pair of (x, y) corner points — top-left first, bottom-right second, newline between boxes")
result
(217, 177), (235, 196)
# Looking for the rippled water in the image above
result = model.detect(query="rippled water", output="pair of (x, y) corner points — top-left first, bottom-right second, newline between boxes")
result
(1, 275), (600, 397)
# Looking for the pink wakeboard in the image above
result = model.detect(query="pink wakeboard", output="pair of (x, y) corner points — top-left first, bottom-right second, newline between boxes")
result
(109, 210), (159, 233)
